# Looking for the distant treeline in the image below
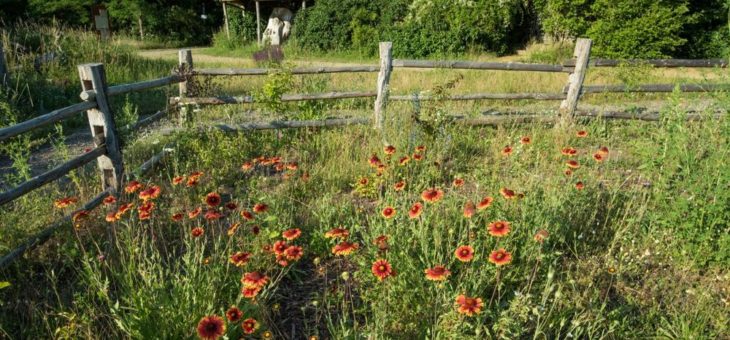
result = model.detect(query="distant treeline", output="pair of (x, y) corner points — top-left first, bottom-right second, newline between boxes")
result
(1, 0), (728, 58)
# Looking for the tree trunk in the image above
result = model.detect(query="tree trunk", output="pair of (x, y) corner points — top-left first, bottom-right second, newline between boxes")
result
(138, 16), (144, 40)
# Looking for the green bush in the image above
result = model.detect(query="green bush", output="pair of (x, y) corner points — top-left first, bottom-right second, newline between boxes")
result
(586, 0), (690, 58)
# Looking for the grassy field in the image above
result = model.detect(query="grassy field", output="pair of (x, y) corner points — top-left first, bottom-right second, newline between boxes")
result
(0, 29), (729, 339)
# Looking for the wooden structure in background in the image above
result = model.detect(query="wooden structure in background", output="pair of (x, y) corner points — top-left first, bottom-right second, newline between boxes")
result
(218, 0), (308, 45)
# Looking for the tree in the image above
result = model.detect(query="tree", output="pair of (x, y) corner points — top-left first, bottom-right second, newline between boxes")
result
(586, 0), (690, 58)
(28, 0), (95, 26)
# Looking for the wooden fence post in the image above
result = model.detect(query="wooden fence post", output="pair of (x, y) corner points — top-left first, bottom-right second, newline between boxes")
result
(560, 38), (592, 123)
(0, 43), (8, 87)
(374, 42), (393, 130)
(78, 63), (124, 192)
(178, 49), (193, 125)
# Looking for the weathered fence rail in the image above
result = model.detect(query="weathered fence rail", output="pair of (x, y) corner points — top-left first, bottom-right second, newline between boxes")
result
(195, 65), (380, 76)
(393, 59), (570, 73)
(563, 58), (728, 68)
(0, 38), (728, 269)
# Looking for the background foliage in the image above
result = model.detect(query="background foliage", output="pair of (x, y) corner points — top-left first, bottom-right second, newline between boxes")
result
(2, 0), (728, 58)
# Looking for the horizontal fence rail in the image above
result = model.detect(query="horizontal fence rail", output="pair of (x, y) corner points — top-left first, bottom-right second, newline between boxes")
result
(81, 75), (182, 101)
(0, 101), (96, 142)
(213, 117), (370, 132)
(0, 144), (107, 206)
(577, 83), (730, 94)
(195, 65), (380, 76)
(390, 92), (567, 101)
(564, 58), (728, 68)
(393, 59), (569, 73)
(175, 91), (377, 105)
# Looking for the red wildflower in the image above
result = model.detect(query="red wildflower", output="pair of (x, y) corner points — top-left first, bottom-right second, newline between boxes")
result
(384, 145), (396, 155)
(196, 315), (225, 340)
(520, 136), (531, 145)
(371, 259), (394, 281)
(455, 295), (483, 316)
(502, 146), (513, 156)
(171, 212), (184, 222)
(282, 228), (302, 240)
(204, 210), (223, 220)
(286, 162), (298, 171)
(241, 285), (262, 299)
(453, 178), (465, 187)
(408, 202), (423, 219)
(241, 162), (254, 171)
(373, 235), (389, 252)
(172, 176), (185, 185)
(358, 177), (369, 186)
(324, 228), (349, 239)
(424, 265), (451, 281)
(399, 156), (410, 166)
(534, 229), (549, 243)
(251, 225), (260, 235)
(191, 227), (204, 238)
(593, 152), (604, 162)
(421, 188), (444, 203)
(241, 271), (269, 288)
(241, 210), (254, 221)
(188, 207), (202, 219)
(105, 212), (118, 223)
(577, 130), (588, 138)
(575, 181), (585, 190)
(564, 169), (573, 176)
(413, 153), (423, 161)
(488, 248), (512, 266)
(463, 201), (475, 218)
(252, 203), (268, 213)
(225, 307), (243, 323)
(230, 252), (252, 267)
(241, 318), (259, 334)
(566, 160), (580, 169)
(54, 196), (78, 209)
(102, 196), (116, 205)
(455, 245), (474, 262)
(393, 181), (406, 191)
(138, 186), (161, 201)
(124, 181), (142, 193)
(284, 246), (304, 261)
(205, 192), (222, 207)
(227, 223), (241, 236)
(561, 147), (578, 156)
(225, 202), (238, 210)
(477, 196), (494, 210)
(273, 240), (288, 256)
(598, 146), (610, 155)
(332, 242), (359, 256)
(368, 154), (381, 167)
(499, 187), (516, 199)
(381, 206), (396, 219)
(487, 220), (511, 237)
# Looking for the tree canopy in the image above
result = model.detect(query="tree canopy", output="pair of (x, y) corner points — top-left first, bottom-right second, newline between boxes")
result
(1, 0), (728, 58)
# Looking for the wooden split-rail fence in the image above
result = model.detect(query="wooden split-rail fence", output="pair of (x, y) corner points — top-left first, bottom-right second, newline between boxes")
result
(0, 38), (727, 268)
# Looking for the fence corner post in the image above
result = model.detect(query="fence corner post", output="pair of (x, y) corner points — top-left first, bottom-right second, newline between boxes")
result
(374, 41), (393, 130)
(178, 49), (194, 125)
(559, 38), (592, 124)
(78, 63), (124, 193)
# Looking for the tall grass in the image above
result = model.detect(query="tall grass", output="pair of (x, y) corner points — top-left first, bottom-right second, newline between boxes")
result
(1, 99), (727, 338)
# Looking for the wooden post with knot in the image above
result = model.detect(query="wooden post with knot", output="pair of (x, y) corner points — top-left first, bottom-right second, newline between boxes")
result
(560, 38), (592, 124)
(374, 42), (393, 130)
(178, 49), (194, 125)
(78, 63), (124, 193)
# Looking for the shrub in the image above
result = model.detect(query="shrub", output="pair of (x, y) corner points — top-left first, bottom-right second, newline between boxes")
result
(586, 0), (690, 58)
